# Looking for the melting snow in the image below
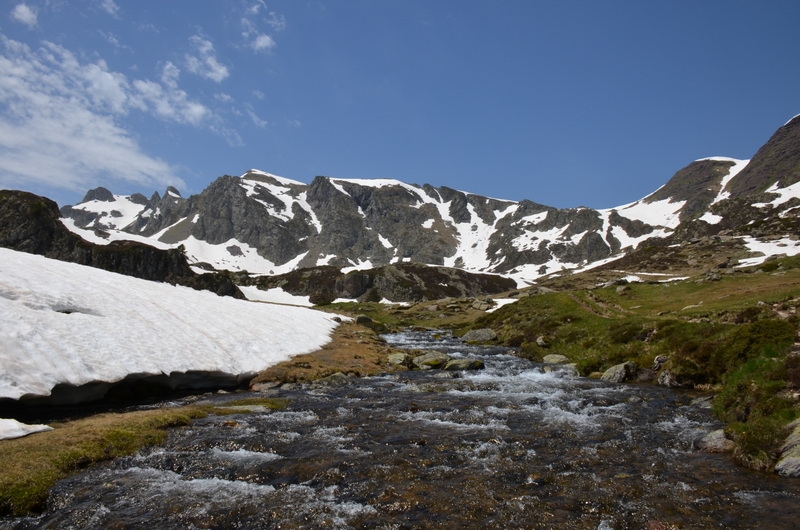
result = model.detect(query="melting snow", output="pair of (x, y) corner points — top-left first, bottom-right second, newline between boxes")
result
(70, 195), (148, 231)
(610, 197), (686, 229)
(0, 248), (340, 402)
(700, 212), (723, 225)
(0, 418), (52, 441)
(736, 236), (800, 267)
(706, 158), (749, 205)
(239, 286), (313, 307)
(753, 181), (800, 209)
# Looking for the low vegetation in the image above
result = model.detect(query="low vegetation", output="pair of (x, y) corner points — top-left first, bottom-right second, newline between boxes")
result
(466, 256), (800, 470)
(0, 397), (290, 516)
(4, 257), (800, 517)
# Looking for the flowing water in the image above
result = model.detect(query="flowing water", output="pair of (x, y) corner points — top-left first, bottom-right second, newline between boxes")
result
(3, 330), (800, 529)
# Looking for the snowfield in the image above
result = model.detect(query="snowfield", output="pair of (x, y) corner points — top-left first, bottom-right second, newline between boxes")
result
(0, 248), (341, 436)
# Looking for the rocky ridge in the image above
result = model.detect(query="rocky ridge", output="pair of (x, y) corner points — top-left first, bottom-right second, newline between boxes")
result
(51, 114), (800, 293)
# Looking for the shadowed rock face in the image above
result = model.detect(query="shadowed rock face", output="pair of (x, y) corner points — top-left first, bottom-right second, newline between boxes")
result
(247, 262), (517, 304)
(727, 115), (800, 198)
(0, 190), (243, 298)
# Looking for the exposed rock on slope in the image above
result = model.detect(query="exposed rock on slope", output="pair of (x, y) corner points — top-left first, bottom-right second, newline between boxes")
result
(55, 114), (800, 284)
(0, 190), (243, 298)
(247, 262), (517, 304)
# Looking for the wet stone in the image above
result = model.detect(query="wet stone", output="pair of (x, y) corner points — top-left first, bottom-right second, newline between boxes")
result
(600, 361), (638, 383)
(386, 352), (410, 366)
(443, 358), (485, 371)
(411, 351), (451, 370)
(5, 330), (800, 530)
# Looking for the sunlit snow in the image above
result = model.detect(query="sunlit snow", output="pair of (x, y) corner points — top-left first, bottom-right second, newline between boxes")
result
(0, 248), (340, 403)
(736, 236), (800, 267)
(238, 286), (313, 307)
(609, 197), (686, 229)
(703, 158), (749, 205)
(0, 418), (52, 440)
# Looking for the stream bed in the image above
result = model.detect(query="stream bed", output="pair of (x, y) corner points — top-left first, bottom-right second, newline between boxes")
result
(3, 330), (800, 529)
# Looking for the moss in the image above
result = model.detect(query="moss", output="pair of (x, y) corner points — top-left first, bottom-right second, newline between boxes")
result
(0, 407), (208, 516)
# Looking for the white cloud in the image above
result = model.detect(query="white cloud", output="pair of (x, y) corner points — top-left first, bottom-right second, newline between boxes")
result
(0, 36), (230, 194)
(10, 3), (37, 28)
(247, 108), (268, 128)
(100, 31), (131, 52)
(99, 0), (120, 16)
(240, 8), (284, 53)
(265, 11), (287, 31)
(246, 0), (266, 16)
(185, 35), (230, 83)
(251, 33), (276, 51)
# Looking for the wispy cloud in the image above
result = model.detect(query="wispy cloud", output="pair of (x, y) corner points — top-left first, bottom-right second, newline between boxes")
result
(0, 36), (227, 194)
(240, 4), (285, 53)
(99, 0), (120, 17)
(247, 107), (268, 127)
(185, 35), (230, 82)
(10, 3), (37, 28)
(245, 1), (266, 16)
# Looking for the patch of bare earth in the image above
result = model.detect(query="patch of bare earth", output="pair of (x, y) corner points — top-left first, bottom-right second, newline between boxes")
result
(250, 322), (405, 385)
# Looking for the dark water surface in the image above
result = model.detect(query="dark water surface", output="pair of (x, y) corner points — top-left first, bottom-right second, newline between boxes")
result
(3, 330), (799, 529)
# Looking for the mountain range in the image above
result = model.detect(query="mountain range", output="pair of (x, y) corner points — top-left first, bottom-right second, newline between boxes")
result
(26, 114), (800, 301)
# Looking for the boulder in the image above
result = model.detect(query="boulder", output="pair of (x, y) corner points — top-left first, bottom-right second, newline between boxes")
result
(543, 363), (579, 377)
(776, 418), (800, 477)
(312, 372), (350, 387)
(543, 354), (570, 364)
(443, 359), (485, 371)
(387, 353), (411, 367)
(695, 430), (735, 453)
(355, 315), (374, 326)
(412, 351), (451, 370)
(656, 370), (683, 388)
(461, 328), (497, 342)
(600, 362), (637, 383)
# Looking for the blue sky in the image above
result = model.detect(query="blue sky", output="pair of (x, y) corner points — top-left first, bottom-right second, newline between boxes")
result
(1, 1), (799, 209)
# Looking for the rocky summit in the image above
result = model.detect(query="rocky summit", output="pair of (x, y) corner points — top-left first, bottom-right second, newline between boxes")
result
(45, 114), (800, 291)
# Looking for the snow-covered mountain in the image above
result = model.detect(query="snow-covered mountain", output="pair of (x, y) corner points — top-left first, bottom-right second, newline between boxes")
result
(60, 116), (800, 285)
(0, 247), (340, 409)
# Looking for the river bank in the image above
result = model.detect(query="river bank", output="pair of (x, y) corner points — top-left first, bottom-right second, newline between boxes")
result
(3, 330), (800, 529)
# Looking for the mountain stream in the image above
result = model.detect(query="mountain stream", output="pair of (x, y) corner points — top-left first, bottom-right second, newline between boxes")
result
(3, 330), (800, 529)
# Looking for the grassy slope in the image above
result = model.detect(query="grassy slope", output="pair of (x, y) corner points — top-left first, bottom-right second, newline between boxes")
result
(468, 256), (800, 470)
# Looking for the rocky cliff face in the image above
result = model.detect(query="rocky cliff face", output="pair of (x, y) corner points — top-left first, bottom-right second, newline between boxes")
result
(1, 190), (243, 298)
(58, 115), (800, 287)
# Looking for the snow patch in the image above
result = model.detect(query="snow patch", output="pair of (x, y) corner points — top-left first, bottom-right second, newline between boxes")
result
(736, 236), (800, 267)
(0, 418), (53, 441)
(699, 212), (723, 225)
(239, 286), (313, 307)
(0, 248), (340, 401)
(610, 197), (686, 228)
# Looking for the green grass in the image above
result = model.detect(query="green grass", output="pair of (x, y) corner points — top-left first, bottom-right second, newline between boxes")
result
(0, 397), (292, 517)
(469, 263), (800, 469)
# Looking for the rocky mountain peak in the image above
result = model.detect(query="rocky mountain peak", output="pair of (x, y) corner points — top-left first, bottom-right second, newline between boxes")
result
(726, 115), (800, 199)
(81, 187), (114, 203)
(56, 115), (800, 287)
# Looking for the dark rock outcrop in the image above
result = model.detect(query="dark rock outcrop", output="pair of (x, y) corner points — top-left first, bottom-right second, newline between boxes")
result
(0, 190), (243, 298)
(248, 262), (516, 304)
